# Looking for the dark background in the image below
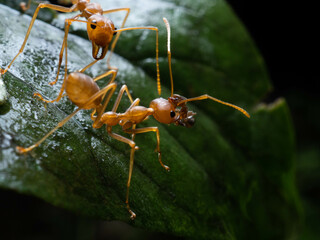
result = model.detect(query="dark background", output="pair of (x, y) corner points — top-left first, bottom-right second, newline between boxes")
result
(226, 1), (319, 239)
(1, 0), (319, 239)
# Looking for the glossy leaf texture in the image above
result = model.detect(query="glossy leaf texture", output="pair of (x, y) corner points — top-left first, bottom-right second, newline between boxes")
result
(0, 1), (301, 239)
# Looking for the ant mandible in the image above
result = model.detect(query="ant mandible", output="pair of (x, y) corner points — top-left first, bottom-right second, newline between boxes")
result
(0, 0), (162, 97)
(16, 17), (250, 220)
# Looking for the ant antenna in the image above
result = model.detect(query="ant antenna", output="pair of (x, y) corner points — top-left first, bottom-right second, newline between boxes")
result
(163, 18), (174, 97)
(178, 95), (251, 118)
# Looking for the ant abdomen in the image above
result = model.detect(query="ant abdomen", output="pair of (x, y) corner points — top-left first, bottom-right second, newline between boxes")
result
(65, 72), (101, 109)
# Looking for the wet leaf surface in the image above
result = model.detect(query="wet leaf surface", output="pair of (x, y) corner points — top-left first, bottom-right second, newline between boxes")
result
(0, 1), (301, 239)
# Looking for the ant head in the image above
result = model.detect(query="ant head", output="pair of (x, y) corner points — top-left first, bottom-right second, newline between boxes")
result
(87, 15), (115, 60)
(149, 98), (177, 124)
(149, 95), (197, 128)
(168, 94), (197, 128)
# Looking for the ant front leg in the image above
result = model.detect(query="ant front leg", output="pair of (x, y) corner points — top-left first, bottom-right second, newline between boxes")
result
(0, 3), (77, 75)
(102, 8), (130, 69)
(114, 26), (161, 95)
(78, 59), (99, 73)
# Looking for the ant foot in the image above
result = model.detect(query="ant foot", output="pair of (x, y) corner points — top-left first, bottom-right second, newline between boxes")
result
(163, 165), (170, 172)
(20, 2), (28, 12)
(33, 92), (51, 103)
(33, 92), (42, 99)
(16, 146), (27, 154)
(108, 66), (118, 72)
(49, 81), (57, 86)
(0, 68), (6, 76)
(129, 210), (136, 220)
(157, 151), (170, 171)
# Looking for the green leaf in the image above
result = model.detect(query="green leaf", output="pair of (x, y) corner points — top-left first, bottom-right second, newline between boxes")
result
(0, 1), (301, 239)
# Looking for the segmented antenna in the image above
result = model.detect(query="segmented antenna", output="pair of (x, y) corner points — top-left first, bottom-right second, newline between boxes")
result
(163, 18), (174, 97)
(178, 94), (251, 118)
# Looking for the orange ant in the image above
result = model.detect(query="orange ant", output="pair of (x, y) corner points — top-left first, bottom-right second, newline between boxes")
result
(16, 17), (250, 220)
(0, 0), (162, 97)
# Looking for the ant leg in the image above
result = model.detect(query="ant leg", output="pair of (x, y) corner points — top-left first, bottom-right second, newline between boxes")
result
(78, 59), (99, 73)
(16, 108), (81, 154)
(102, 85), (149, 219)
(114, 26), (161, 95)
(34, 18), (87, 104)
(102, 8), (130, 29)
(102, 8), (130, 69)
(106, 126), (138, 220)
(178, 94), (251, 118)
(93, 84), (139, 127)
(33, 84), (67, 104)
(0, 3), (77, 75)
(49, 15), (81, 86)
(93, 69), (117, 84)
(16, 82), (118, 153)
(124, 127), (170, 171)
(33, 21), (72, 104)
(79, 60), (118, 75)
(89, 76), (120, 126)
(91, 69), (118, 119)
(111, 85), (136, 112)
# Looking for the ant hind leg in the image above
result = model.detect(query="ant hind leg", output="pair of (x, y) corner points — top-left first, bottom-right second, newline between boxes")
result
(16, 108), (81, 153)
(124, 127), (170, 171)
(0, 3), (77, 75)
(106, 126), (138, 220)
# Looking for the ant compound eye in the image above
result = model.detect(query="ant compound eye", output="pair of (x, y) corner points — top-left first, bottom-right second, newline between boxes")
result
(90, 20), (97, 29)
(113, 27), (117, 36)
(170, 110), (176, 118)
